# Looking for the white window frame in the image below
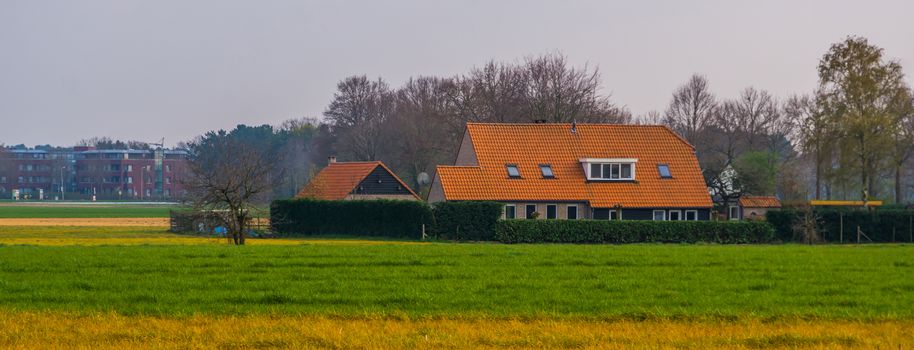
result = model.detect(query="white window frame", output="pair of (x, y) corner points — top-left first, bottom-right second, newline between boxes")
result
(653, 210), (667, 221)
(729, 206), (740, 221)
(567, 205), (578, 220)
(504, 204), (516, 219)
(668, 210), (682, 221)
(546, 204), (558, 219)
(609, 210), (621, 220)
(685, 210), (698, 221)
(580, 158), (637, 181)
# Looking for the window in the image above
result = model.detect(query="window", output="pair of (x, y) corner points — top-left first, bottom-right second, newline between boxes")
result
(546, 204), (557, 219)
(729, 206), (740, 221)
(165, 165), (171, 172)
(0, 176), (5, 184)
(525, 204), (537, 219)
(653, 210), (667, 221)
(505, 204), (516, 219)
(620, 164), (632, 178)
(567, 205), (578, 220)
(609, 210), (619, 220)
(584, 159), (636, 180)
(506, 164), (521, 178)
(126, 165), (132, 172)
(539, 164), (554, 178)
(658, 164), (672, 178)
(668, 210), (682, 221)
(685, 210), (698, 221)
(126, 177), (133, 184)
(590, 163), (602, 178)
(165, 177), (171, 185)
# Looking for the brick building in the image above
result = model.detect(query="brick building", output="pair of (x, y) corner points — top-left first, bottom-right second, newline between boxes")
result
(0, 146), (190, 200)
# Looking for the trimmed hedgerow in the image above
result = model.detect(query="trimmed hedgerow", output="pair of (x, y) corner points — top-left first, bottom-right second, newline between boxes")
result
(767, 208), (914, 243)
(495, 219), (776, 244)
(432, 201), (504, 241)
(270, 199), (434, 239)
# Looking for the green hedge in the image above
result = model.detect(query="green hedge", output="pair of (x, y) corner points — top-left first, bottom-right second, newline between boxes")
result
(767, 208), (914, 243)
(270, 199), (434, 238)
(495, 220), (776, 244)
(432, 201), (504, 240)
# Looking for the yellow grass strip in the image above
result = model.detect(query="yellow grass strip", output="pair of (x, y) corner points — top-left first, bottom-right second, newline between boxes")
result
(0, 218), (170, 227)
(0, 312), (910, 349)
(0, 225), (428, 246)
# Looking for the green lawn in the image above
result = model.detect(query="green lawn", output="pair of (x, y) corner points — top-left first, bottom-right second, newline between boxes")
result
(0, 242), (912, 319)
(0, 205), (179, 218)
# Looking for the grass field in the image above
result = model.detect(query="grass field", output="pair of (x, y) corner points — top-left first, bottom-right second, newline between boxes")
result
(1, 230), (912, 318)
(1, 219), (913, 348)
(0, 204), (177, 218)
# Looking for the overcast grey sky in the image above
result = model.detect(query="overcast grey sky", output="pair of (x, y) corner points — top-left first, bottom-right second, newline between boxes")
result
(1, 0), (911, 147)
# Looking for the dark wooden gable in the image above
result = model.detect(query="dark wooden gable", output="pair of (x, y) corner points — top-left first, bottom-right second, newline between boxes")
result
(351, 165), (412, 196)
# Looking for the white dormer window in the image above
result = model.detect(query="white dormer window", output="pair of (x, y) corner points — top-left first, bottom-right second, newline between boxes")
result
(580, 158), (637, 181)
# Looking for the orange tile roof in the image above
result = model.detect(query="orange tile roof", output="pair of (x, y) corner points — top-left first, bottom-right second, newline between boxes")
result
(435, 123), (713, 208)
(739, 196), (781, 208)
(296, 161), (420, 200)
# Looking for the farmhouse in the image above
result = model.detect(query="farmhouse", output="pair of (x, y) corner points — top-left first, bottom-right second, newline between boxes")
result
(428, 122), (713, 220)
(296, 157), (421, 201)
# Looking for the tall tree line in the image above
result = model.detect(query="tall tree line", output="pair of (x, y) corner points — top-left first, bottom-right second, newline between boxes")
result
(186, 39), (913, 205)
(654, 36), (913, 205)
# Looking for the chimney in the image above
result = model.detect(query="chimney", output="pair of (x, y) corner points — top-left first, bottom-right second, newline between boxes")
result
(328, 156), (337, 165)
(533, 119), (548, 124)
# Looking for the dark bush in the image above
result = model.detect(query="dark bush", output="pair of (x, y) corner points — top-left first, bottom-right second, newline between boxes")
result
(432, 201), (504, 240)
(766, 208), (914, 243)
(495, 220), (776, 244)
(270, 199), (434, 239)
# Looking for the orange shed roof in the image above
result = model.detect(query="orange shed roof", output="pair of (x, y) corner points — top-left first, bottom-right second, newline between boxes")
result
(296, 161), (420, 200)
(739, 196), (782, 208)
(435, 123), (713, 208)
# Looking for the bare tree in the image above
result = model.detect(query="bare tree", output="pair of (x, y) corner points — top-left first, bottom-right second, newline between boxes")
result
(730, 87), (781, 149)
(323, 75), (393, 161)
(523, 53), (628, 123)
(664, 74), (717, 144)
(389, 76), (454, 190)
(184, 132), (275, 245)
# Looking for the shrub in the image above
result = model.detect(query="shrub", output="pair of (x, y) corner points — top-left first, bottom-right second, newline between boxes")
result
(432, 201), (504, 240)
(766, 208), (914, 243)
(270, 199), (434, 239)
(495, 220), (776, 244)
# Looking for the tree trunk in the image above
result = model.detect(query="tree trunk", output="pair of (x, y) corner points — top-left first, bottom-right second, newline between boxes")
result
(896, 164), (903, 204)
(815, 156), (821, 200)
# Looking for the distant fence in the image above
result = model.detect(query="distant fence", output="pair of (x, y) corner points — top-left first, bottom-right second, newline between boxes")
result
(169, 210), (270, 234)
(767, 208), (914, 243)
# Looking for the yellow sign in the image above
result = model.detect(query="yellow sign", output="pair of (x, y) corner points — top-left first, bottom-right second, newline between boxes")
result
(809, 200), (883, 207)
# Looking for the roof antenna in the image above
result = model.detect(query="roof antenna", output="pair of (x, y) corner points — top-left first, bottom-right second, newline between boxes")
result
(571, 120), (577, 134)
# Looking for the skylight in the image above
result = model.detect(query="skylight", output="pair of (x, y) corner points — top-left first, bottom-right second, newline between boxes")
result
(506, 164), (521, 178)
(658, 164), (672, 178)
(539, 164), (554, 178)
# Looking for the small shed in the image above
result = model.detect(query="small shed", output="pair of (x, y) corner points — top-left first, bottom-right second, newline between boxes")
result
(732, 196), (782, 221)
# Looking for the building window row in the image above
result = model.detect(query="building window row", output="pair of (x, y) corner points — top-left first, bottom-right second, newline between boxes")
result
(652, 209), (699, 221)
(504, 203), (579, 220)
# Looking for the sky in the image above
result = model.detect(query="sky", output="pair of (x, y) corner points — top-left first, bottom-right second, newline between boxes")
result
(1, 0), (912, 148)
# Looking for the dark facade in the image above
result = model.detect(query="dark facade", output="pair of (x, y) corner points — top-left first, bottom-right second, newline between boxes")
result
(352, 166), (415, 197)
